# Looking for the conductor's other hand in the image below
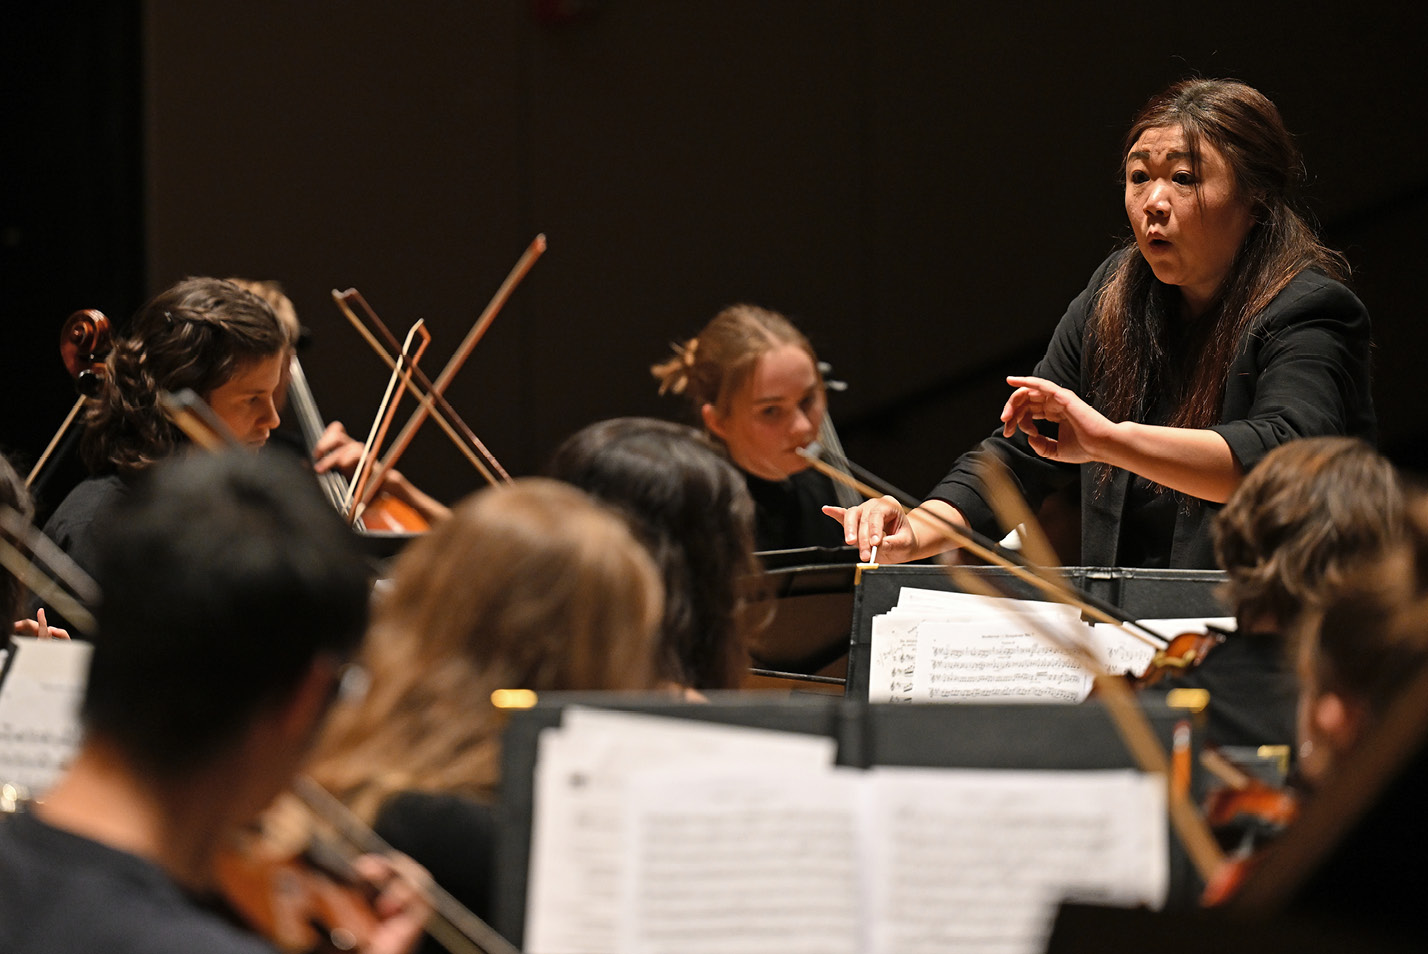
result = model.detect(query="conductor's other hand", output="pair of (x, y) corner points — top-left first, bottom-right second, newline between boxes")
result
(823, 495), (914, 563)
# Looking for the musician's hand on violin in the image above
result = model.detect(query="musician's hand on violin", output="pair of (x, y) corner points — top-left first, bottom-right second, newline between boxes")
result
(1001, 375), (1116, 465)
(12, 609), (71, 640)
(314, 421), (449, 526)
(350, 852), (432, 954)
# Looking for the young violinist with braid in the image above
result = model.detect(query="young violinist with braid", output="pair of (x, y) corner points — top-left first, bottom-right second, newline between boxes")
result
(831, 78), (1374, 569)
(30, 277), (288, 633)
(0, 450), (430, 954)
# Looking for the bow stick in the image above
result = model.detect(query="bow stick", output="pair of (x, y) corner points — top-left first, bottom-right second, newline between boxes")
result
(0, 505), (101, 638)
(345, 321), (431, 524)
(291, 776), (522, 954)
(332, 289), (503, 489)
(333, 234), (545, 502)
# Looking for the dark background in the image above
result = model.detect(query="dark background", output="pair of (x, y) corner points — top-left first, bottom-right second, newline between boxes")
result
(6, 3), (1426, 519)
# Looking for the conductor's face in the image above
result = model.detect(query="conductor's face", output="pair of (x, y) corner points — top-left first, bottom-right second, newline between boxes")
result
(206, 352), (284, 447)
(1124, 125), (1255, 318)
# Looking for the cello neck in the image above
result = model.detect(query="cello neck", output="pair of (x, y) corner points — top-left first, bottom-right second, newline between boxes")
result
(286, 355), (348, 513)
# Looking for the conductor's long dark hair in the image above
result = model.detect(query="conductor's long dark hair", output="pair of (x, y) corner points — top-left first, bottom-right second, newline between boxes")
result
(547, 417), (757, 691)
(1090, 78), (1348, 485)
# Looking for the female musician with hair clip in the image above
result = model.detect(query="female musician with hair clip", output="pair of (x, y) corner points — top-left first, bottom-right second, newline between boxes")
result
(303, 478), (665, 948)
(831, 78), (1375, 569)
(652, 304), (845, 552)
(31, 276), (289, 634)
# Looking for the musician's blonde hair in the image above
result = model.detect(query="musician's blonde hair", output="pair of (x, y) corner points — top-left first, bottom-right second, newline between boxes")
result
(307, 478), (664, 821)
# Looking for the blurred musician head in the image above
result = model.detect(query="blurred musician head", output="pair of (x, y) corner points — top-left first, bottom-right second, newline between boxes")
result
(546, 417), (757, 692)
(81, 449), (370, 792)
(0, 450), (401, 953)
(1214, 436), (1404, 636)
(652, 304), (826, 482)
(1296, 491), (1428, 787)
(307, 477), (664, 820)
(82, 276), (288, 476)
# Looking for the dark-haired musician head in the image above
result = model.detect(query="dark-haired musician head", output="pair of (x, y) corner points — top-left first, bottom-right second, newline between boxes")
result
(0, 450), (428, 954)
(83, 276), (288, 476)
(83, 450), (370, 775)
(546, 416), (757, 692)
(33, 278), (288, 633)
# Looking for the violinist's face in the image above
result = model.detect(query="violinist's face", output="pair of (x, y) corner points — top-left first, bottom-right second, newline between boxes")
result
(703, 344), (825, 482)
(1124, 125), (1256, 317)
(206, 353), (284, 447)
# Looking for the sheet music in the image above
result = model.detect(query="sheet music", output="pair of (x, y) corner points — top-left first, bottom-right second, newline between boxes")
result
(608, 761), (1166, 954)
(620, 767), (863, 954)
(0, 637), (91, 795)
(869, 588), (1230, 701)
(523, 708), (837, 954)
(861, 767), (1167, 954)
(911, 616), (1095, 703)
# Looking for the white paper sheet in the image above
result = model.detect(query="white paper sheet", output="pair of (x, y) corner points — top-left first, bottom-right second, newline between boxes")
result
(523, 708), (837, 954)
(861, 767), (1167, 954)
(0, 637), (91, 795)
(620, 767), (863, 954)
(602, 760), (1167, 954)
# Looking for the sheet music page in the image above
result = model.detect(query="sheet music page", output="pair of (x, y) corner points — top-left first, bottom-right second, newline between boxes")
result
(869, 614), (921, 703)
(619, 766), (862, 954)
(0, 637), (91, 795)
(861, 767), (1168, 954)
(523, 708), (836, 954)
(871, 592), (1082, 703)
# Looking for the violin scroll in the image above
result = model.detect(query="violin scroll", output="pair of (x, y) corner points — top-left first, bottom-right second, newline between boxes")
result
(59, 309), (112, 398)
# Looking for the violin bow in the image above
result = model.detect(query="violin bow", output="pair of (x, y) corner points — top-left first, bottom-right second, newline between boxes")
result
(290, 775), (522, 954)
(26, 398), (86, 489)
(333, 233), (545, 500)
(368, 234), (544, 492)
(344, 321), (432, 525)
(332, 289), (502, 489)
(29, 309), (113, 490)
(799, 446), (1225, 882)
(0, 504), (101, 638)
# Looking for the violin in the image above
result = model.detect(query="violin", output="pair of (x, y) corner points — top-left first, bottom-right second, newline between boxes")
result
(27, 309), (113, 488)
(214, 826), (379, 954)
(60, 309), (112, 397)
(1132, 624), (1231, 689)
